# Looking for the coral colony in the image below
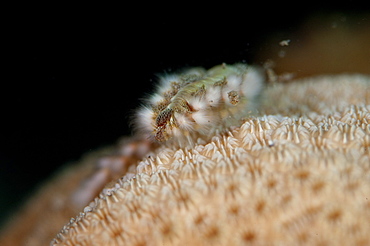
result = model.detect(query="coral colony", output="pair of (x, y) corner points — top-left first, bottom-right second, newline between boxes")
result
(49, 65), (370, 245)
(1, 63), (369, 246)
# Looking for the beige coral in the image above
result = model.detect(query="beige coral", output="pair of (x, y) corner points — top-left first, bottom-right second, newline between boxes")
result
(48, 74), (369, 245)
(1, 74), (369, 246)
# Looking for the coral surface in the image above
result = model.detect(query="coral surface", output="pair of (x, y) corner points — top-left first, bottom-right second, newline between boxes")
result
(53, 74), (370, 246)
(3, 73), (369, 246)
(0, 66), (370, 245)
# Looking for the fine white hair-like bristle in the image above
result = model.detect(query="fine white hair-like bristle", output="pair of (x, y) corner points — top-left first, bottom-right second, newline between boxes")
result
(134, 63), (265, 147)
(188, 96), (208, 111)
(134, 107), (155, 137)
(205, 86), (222, 107)
(241, 66), (265, 98)
(147, 93), (164, 105)
(174, 113), (195, 131)
(156, 75), (179, 93)
(192, 110), (215, 129)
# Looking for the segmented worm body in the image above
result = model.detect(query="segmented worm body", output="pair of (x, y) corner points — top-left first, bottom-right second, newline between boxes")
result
(136, 63), (265, 146)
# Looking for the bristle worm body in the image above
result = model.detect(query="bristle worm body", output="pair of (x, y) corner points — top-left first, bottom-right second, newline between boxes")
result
(135, 63), (264, 146)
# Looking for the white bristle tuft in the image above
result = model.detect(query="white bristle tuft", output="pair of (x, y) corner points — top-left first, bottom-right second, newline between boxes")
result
(157, 74), (180, 89)
(188, 96), (208, 111)
(205, 86), (222, 107)
(241, 67), (265, 98)
(225, 75), (242, 90)
(148, 93), (165, 105)
(175, 113), (195, 131)
(192, 110), (214, 127)
(135, 107), (155, 136)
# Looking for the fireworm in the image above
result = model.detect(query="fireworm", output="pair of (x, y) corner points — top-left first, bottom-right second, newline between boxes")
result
(135, 63), (265, 147)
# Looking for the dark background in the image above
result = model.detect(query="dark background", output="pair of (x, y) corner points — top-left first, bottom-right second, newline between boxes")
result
(1, 6), (367, 227)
